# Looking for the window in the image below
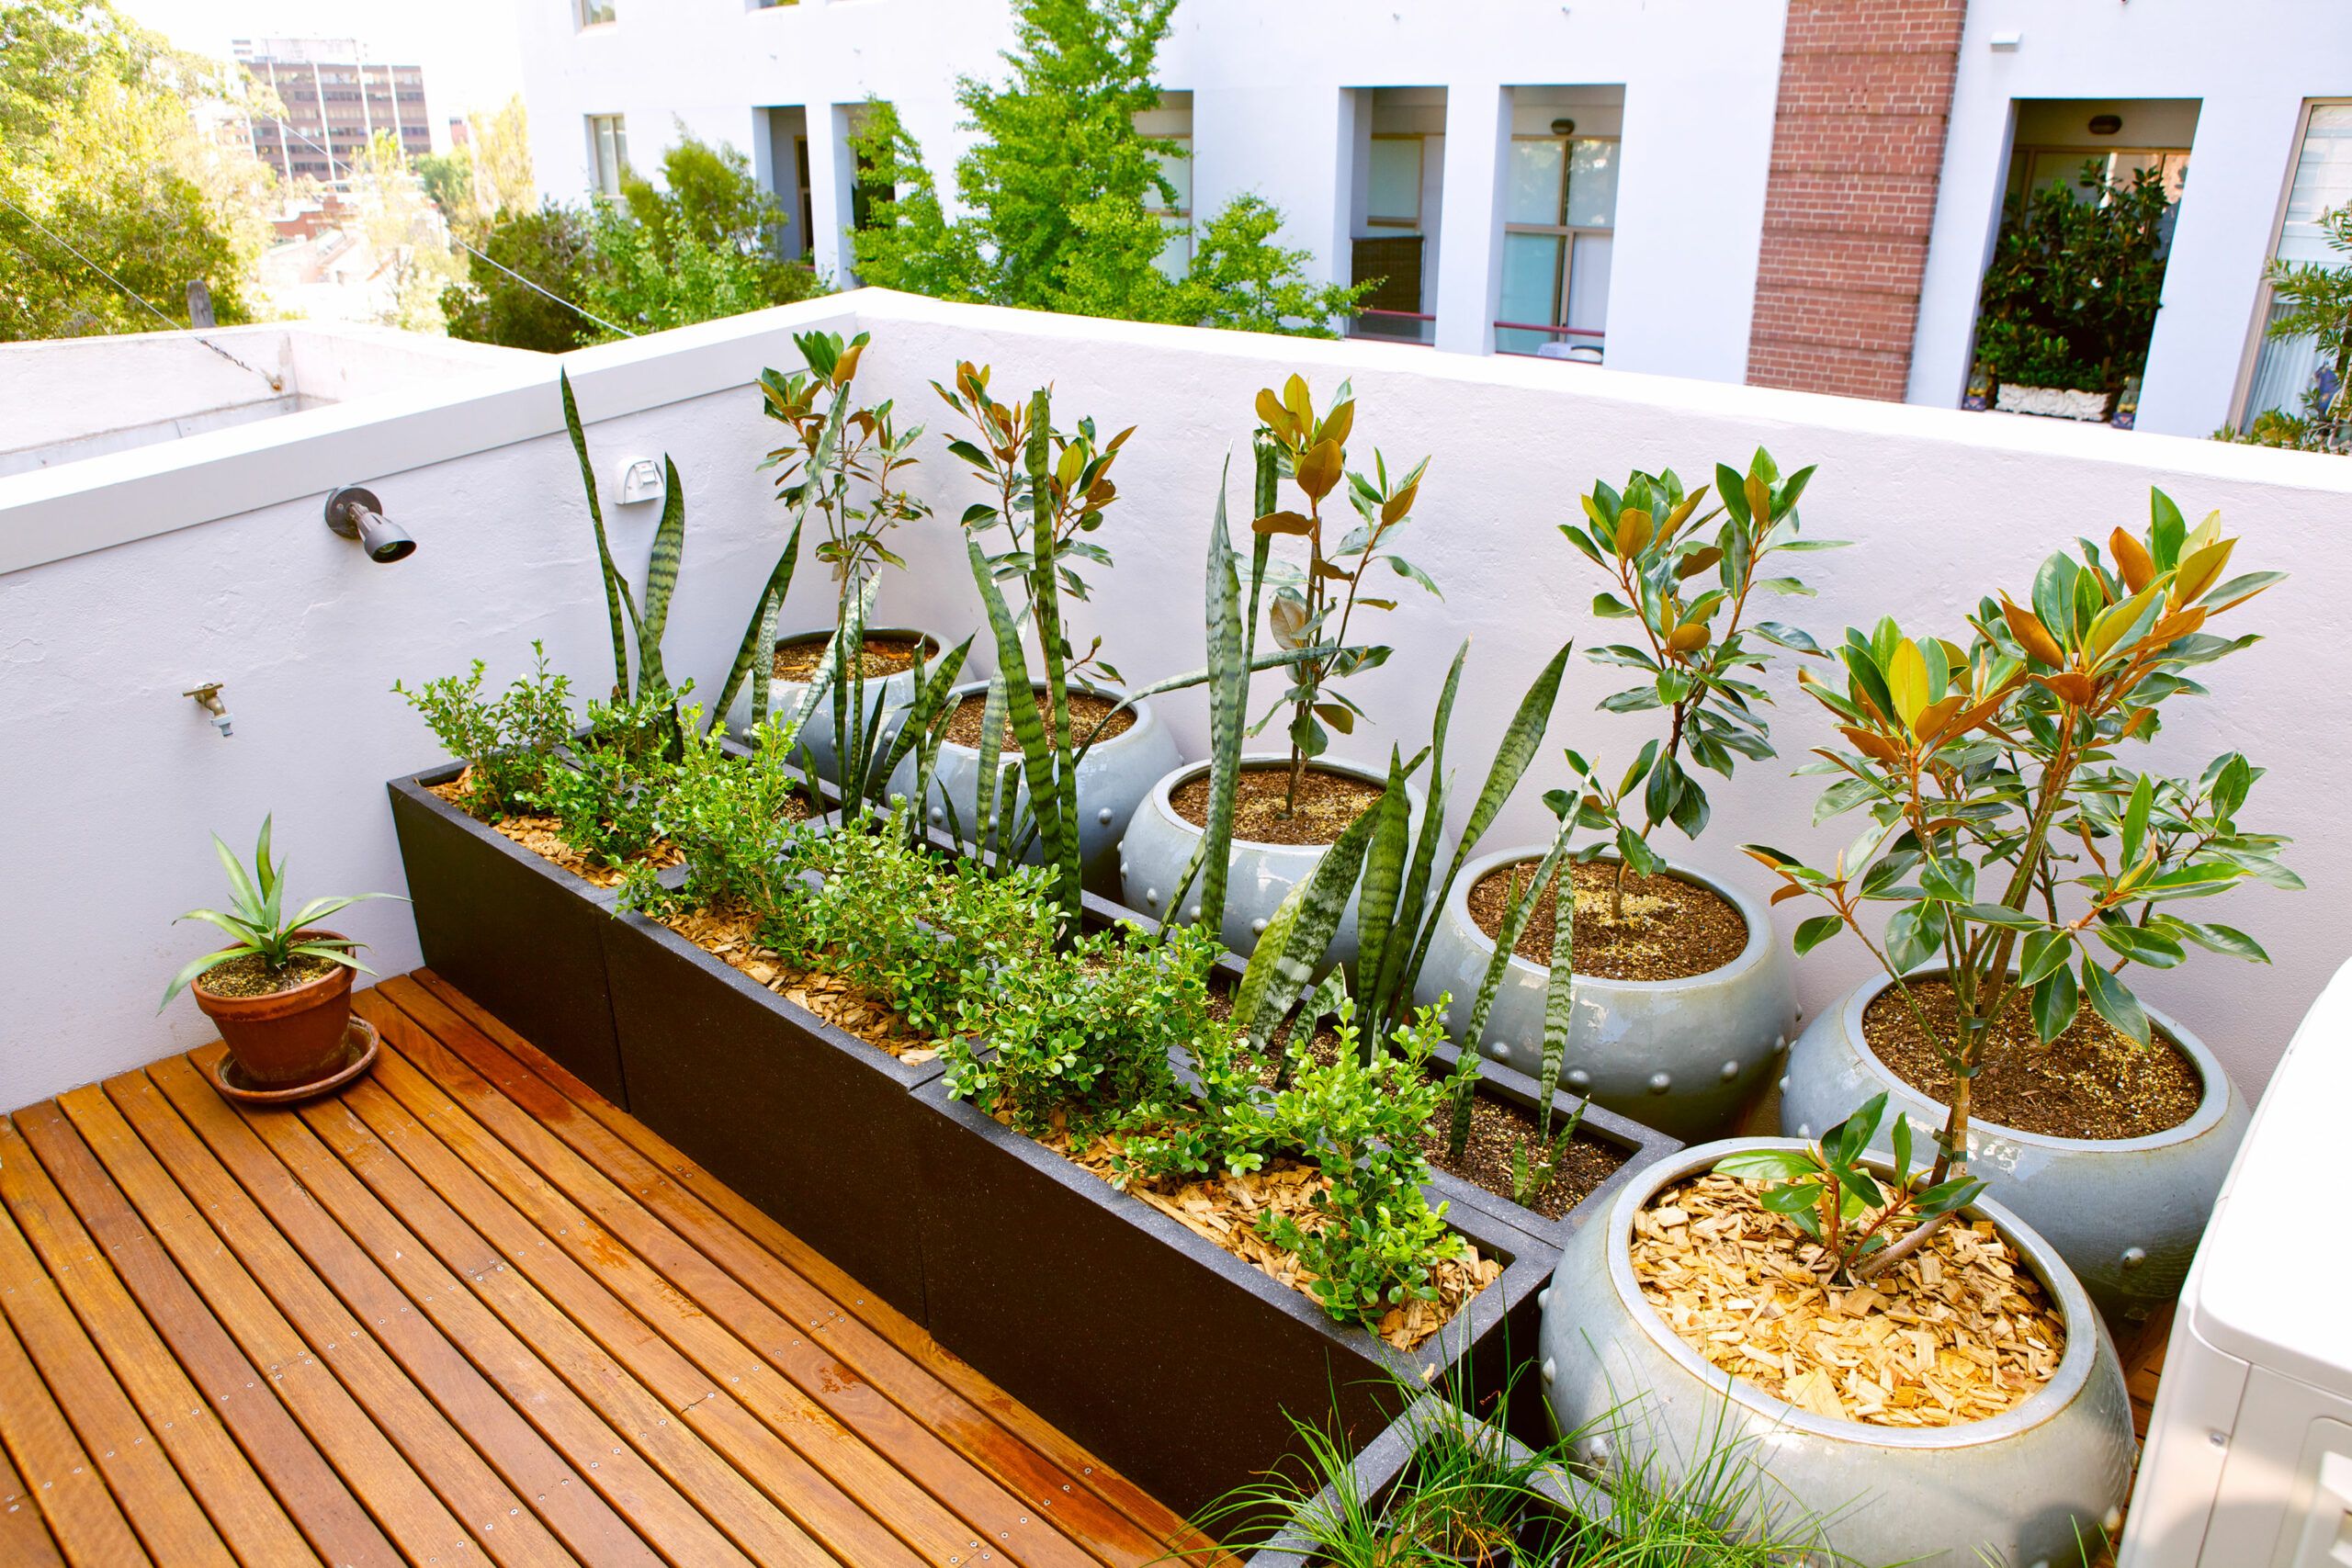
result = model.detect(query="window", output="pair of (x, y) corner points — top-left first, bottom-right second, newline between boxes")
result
(575, 0), (616, 28)
(1366, 136), (1422, 228)
(587, 114), (628, 197)
(2240, 102), (2352, 427)
(1498, 135), (1617, 356)
(1146, 136), (1193, 276)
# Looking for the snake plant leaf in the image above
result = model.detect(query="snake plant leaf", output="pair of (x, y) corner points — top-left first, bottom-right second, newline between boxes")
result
(874, 635), (975, 794)
(1369, 642), (1465, 1034)
(1463, 821), (1574, 1053)
(560, 367), (644, 701)
(1351, 746), (1415, 1060)
(967, 534), (1078, 916)
(1233, 800), (1384, 1051)
(1198, 458), (1245, 934)
(1535, 852), (1577, 1146)
(708, 515), (805, 732)
(1392, 639), (1571, 1023)
(1299, 964), (1351, 1033)
(635, 456), (685, 696)
(785, 575), (879, 749)
(973, 673), (1009, 859)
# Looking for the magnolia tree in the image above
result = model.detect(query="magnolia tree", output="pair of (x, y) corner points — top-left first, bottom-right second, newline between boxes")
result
(1735, 491), (2296, 1280)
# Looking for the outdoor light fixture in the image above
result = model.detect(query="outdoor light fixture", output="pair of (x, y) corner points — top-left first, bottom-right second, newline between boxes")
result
(2088, 113), (2123, 136)
(323, 485), (415, 563)
(1550, 117), (1577, 136)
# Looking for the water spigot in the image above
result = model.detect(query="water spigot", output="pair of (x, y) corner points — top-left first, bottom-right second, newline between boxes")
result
(185, 682), (233, 738)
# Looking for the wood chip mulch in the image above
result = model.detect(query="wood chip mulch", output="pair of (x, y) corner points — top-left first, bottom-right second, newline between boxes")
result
(1468, 859), (1747, 982)
(1033, 1111), (1502, 1353)
(942, 689), (1135, 751)
(1633, 1173), (2065, 1427)
(663, 904), (939, 1062)
(430, 780), (683, 888)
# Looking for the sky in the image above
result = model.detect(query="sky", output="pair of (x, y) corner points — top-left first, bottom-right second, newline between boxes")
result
(116, 0), (526, 127)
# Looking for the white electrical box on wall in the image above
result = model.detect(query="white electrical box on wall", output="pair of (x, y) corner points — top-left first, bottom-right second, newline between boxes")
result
(2120, 957), (2352, 1567)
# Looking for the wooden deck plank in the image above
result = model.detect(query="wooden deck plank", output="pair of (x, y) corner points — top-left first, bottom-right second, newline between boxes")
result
(146, 1055), (678, 1568)
(11, 1103), (404, 1568)
(0, 1140), (232, 1568)
(276, 1078), (838, 1568)
(0, 1293), (147, 1568)
(359, 986), (1135, 1568)
(409, 966), (1223, 1562)
(55, 1081), (505, 1568)
(5, 970), (1217, 1568)
(0, 1421), (67, 1566)
(378, 974), (1179, 1567)
(332, 1058), (938, 1568)
(172, 1051), (796, 1568)
(0, 1115), (318, 1568)
(94, 1068), (587, 1568)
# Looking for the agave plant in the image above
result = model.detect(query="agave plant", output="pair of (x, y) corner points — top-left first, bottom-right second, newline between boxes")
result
(1747, 491), (2291, 1239)
(160, 818), (402, 1008)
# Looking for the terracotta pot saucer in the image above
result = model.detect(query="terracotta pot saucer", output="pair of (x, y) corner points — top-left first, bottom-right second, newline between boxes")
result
(212, 1016), (380, 1105)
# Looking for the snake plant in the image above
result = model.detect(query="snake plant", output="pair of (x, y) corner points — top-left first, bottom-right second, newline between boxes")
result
(561, 367), (682, 711)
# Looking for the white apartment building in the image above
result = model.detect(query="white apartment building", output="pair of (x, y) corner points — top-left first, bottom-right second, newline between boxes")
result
(517, 0), (2352, 438)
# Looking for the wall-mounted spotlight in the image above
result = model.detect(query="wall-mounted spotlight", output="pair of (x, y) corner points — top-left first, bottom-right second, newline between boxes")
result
(1550, 117), (1577, 137)
(324, 485), (415, 563)
(2088, 114), (2123, 136)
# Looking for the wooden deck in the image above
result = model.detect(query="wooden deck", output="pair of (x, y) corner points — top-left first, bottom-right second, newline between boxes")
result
(0, 970), (1214, 1567)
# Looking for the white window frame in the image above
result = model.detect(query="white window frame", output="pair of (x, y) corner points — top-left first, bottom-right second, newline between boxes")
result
(587, 113), (628, 197)
(1499, 133), (1618, 351)
(574, 0), (616, 29)
(2231, 97), (2352, 428)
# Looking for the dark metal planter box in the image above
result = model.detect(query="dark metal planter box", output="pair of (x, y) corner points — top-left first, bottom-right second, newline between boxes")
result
(911, 1075), (1554, 1518)
(599, 903), (946, 1325)
(1244, 1397), (1606, 1565)
(388, 762), (633, 1104)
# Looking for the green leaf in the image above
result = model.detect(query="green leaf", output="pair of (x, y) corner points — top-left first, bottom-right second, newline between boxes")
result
(2018, 929), (2072, 987)
(1960, 902), (2042, 931)
(1792, 914), (1844, 954)
(2082, 960), (2152, 1045)
(1233, 802), (1385, 1049)
(2031, 964), (2081, 1043)
(708, 515), (804, 731)
(1351, 747), (1415, 1050)
(1462, 824), (1572, 1052)
(1714, 1148), (1819, 1182)
(636, 455), (686, 695)
(561, 367), (644, 701)
(158, 948), (243, 1010)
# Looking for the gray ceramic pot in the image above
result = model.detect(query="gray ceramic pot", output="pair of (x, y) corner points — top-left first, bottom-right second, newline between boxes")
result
(1412, 847), (1797, 1144)
(1778, 971), (2250, 1334)
(1116, 753), (1431, 964)
(1542, 1139), (2135, 1567)
(723, 626), (940, 785)
(885, 679), (1183, 886)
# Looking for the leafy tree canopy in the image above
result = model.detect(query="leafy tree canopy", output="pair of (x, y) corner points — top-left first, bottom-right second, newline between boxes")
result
(849, 0), (1363, 336)
(1974, 161), (2174, 393)
(0, 0), (275, 341)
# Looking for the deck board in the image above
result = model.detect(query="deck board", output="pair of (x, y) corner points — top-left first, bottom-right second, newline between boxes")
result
(0, 974), (1200, 1567)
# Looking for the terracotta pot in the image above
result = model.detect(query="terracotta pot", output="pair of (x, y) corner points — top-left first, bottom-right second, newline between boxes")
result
(191, 930), (357, 1087)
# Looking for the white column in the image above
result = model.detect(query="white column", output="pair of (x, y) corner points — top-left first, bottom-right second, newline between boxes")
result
(2134, 91), (2308, 437)
(808, 103), (857, 287)
(1434, 85), (1510, 356)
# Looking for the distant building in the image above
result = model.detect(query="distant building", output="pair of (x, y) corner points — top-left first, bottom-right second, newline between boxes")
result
(234, 38), (433, 186)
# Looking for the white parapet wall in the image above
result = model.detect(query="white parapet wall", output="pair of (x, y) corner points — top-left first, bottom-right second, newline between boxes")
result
(1, 288), (2346, 1113)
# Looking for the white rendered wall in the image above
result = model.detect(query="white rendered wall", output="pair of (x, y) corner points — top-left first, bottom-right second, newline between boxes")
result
(3, 291), (2347, 1115)
(1912, 0), (2352, 436)
(514, 0), (1785, 382)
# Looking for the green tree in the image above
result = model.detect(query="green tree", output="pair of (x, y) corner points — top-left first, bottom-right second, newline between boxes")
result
(0, 0), (274, 340)
(1974, 161), (2174, 393)
(349, 130), (464, 333)
(440, 201), (597, 352)
(849, 0), (1363, 335)
(415, 147), (476, 226)
(442, 130), (826, 349)
(2215, 202), (2352, 453)
(468, 95), (537, 219)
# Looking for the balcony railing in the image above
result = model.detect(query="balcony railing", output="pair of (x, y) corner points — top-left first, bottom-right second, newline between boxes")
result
(1493, 318), (1604, 362)
(1346, 307), (1436, 347)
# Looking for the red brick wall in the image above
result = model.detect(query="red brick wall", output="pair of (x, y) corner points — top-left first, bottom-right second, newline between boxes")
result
(1745, 0), (1968, 400)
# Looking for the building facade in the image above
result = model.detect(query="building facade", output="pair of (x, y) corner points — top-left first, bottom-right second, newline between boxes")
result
(516, 0), (2351, 437)
(235, 38), (435, 187)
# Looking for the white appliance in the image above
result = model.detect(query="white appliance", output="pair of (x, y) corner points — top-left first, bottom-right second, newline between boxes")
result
(2120, 957), (2352, 1566)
